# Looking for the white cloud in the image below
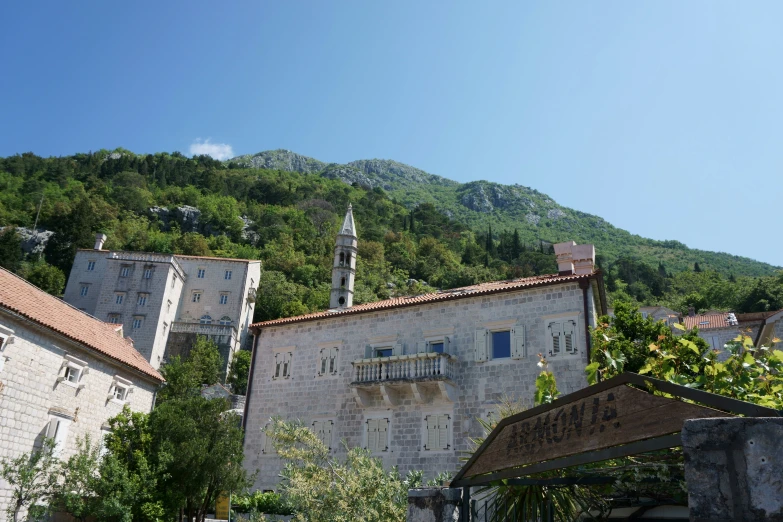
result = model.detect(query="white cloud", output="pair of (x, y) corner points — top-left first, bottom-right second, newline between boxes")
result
(189, 139), (234, 161)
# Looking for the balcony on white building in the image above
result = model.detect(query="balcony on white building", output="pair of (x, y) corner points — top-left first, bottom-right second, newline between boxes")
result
(350, 352), (458, 407)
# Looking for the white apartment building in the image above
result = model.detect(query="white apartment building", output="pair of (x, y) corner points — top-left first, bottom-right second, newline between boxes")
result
(63, 234), (260, 372)
(242, 207), (607, 489)
(0, 267), (164, 517)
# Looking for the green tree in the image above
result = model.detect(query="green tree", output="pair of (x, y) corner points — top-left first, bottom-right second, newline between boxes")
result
(265, 417), (422, 522)
(158, 336), (223, 403)
(54, 436), (102, 522)
(227, 349), (252, 395)
(0, 438), (59, 522)
(19, 261), (65, 295)
(0, 227), (24, 272)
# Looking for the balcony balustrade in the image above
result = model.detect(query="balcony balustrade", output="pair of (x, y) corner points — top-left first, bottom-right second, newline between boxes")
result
(352, 352), (457, 384)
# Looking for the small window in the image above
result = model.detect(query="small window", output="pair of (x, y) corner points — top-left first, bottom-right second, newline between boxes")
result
(115, 293), (124, 305)
(63, 366), (80, 383)
(192, 292), (201, 303)
(225, 270), (232, 280)
(200, 315), (213, 325)
(339, 252), (345, 266)
(318, 347), (339, 376)
(375, 347), (393, 358)
(0, 332), (8, 352)
(108, 376), (133, 403)
(46, 415), (72, 458)
(108, 314), (120, 324)
(143, 268), (152, 279)
(365, 418), (389, 453)
(262, 424), (276, 455)
(137, 294), (148, 306)
(197, 268), (206, 279)
(162, 323), (168, 336)
(120, 266), (130, 277)
(132, 317), (143, 329)
(312, 420), (334, 450)
(171, 275), (176, 289)
(219, 316), (232, 326)
(219, 294), (229, 305)
(273, 352), (293, 379)
(80, 285), (89, 297)
(423, 414), (451, 451)
(430, 342), (444, 354)
(87, 261), (96, 271)
(548, 319), (578, 357)
(491, 331), (511, 359)
(167, 300), (172, 313)
(111, 384), (127, 401)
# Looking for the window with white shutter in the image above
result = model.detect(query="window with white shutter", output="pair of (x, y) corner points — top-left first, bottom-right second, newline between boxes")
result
(329, 348), (338, 374)
(366, 418), (389, 453)
(318, 348), (339, 376)
(262, 424), (276, 455)
(57, 354), (89, 388)
(312, 420), (334, 450)
(423, 414), (451, 451)
(474, 329), (488, 362)
(273, 351), (293, 379)
(46, 415), (72, 458)
(547, 317), (579, 357)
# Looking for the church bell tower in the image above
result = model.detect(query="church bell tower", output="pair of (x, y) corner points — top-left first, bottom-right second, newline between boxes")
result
(330, 204), (358, 309)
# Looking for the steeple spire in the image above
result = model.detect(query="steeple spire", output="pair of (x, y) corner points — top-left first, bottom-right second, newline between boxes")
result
(330, 204), (358, 309)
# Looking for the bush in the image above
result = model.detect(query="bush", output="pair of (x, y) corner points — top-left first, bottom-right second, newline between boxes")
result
(232, 491), (292, 515)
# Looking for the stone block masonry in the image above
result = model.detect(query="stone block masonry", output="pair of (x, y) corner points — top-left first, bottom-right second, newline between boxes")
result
(683, 417), (783, 522)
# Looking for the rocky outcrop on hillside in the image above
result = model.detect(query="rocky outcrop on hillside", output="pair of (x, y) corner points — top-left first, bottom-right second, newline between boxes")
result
(457, 182), (539, 213)
(232, 150), (326, 173)
(321, 164), (376, 188)
(0, 226), (54, 255)
(346, 159), (458, 189)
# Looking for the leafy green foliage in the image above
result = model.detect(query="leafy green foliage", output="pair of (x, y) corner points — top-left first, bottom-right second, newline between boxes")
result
(157, 335), (223, 403)
(0, 438), (59, 522)
(227, 349), (251, 395)
(231, 490), (292, 516)
(264, 417), (424, 522)
(0, 227), (23, 273)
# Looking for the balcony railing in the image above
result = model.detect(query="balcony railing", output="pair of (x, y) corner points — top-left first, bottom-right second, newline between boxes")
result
(170, 322), (238, 342)
(352, 352), (457, 384)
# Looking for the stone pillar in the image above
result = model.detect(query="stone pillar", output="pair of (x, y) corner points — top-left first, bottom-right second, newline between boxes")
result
(682, 417), (783, 522)
(407, 487), (463, 522)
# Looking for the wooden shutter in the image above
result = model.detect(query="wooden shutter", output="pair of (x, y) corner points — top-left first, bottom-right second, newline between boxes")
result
(416, 341), (427, 354)
(319, 349), (327, 375)
(324, 421), (333, 450)
(365, 345), (373, 359)
(425, 415), (438, 450)
(329, 348), (338, 374)
(549, 322), (562, 356)
(263, 426), (275, 454)
(474, 329), (488, 362)
(511, 325), (526, 359)
(378, 418), (388, 451)
(442, 336), (450, 355)
(274, 353), (281, 379)
(392, 342), (403, 356)
(366, 419), (378, 452)
(564, 321), (576, 353)
(46, 418), (60, 439)
(438, 415), (450, 450)
(282, 352), (291, 378)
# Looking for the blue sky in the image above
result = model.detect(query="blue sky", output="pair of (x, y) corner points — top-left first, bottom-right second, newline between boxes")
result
(1, 1), (782, 266)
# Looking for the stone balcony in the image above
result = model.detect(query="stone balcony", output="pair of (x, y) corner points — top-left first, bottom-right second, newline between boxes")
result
(350, 352), (458, 407)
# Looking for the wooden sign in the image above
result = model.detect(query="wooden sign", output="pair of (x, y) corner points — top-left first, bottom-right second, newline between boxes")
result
(462, 383), (726, 479)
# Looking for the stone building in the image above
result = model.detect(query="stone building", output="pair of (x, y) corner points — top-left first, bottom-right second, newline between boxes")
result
(683, 310), (783, 353)
(0, 267), (164, 516)
(62, 234), (261, 372)
(242, 207), (607, 489)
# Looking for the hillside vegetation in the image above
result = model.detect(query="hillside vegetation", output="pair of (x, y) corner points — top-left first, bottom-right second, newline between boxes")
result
(0, 149), (781, 323)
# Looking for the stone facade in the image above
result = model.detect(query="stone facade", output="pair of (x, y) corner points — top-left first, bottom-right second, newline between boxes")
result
(63, 243), (261, 372)
(0, 312), (160, 516)
(243, 276), (603, 490)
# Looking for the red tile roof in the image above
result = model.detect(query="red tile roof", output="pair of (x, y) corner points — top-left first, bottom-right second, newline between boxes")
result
(0, 268), (163, 381)
(683, 313), (732, 330)
(251, 272), (596, 328)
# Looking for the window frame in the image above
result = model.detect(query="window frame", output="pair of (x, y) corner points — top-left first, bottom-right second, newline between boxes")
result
(192, 292), (202, 303)
(272, 349), (294, 380)
(107, 375), (133, 404)
(261, 423), (276, 455)
(137, 293), (148, 306)
(79, 285), (89, 297)
(219, 316), (232, 326)
(46, 413), (72, 458)
(143, 267), (153, 279)
(545, 315), (580, 358)
(219, 293), (229, 305)
(317, 346), (340, 377)
(197, 268), (206, 279)
(131, 316), (143, 330)
(87, 261), (96, 271)
(200, 315), (213, 325)
(311, 419), (334, 451)
(364, 416), (390, 454)
(58, 354), (89, 389)
(225, 270), (232, 280)
(108, 314), (121, 324)
(475, 321), (526, 362)
(115, 293), (125, 305)
(120, 266), (130, 277)
(422, 413), (452, 452)
(0, 326), (12, 352)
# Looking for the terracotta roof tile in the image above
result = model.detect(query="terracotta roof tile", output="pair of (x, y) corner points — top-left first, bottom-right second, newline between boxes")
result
(0, 268), (163, 381)
(683, 313), (732, 330)
(252, 272), (596, 328)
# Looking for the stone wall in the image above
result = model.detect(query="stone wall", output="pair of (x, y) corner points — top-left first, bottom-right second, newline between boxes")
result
(683, 417), (783, 521)
(244, 282), (597, 490)
(0, 313), (159, 516)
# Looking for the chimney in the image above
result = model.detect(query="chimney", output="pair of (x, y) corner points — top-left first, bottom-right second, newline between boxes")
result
(553, 241), (576, 275)
(571, 244), (596, 275)
(94, 233), (107, 251)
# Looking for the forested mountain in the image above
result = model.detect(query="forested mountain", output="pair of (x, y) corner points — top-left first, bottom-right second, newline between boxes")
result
(0, 149), (781, 323)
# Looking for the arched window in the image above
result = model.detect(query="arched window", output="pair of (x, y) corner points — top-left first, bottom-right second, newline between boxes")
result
(339, 252), (345, 266)
(345, 253), (351, 265)
(199, 315), (212, 324)
(219, 316), (232, 326)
